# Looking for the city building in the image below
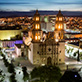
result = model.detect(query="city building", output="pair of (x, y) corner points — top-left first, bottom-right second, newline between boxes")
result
(0, 40), (23, 48)
(24, 10), (65, 65)
(0, 30), (22, 40)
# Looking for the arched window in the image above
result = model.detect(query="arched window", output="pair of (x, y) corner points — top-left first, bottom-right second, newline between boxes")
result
(36, 17), (39, 21)
(35, 24), (40, 29)
(59, 17), (62, 21)
(35, 33), (40, 40)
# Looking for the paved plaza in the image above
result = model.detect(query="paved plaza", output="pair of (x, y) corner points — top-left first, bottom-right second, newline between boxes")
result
(1, 49), (82, 82)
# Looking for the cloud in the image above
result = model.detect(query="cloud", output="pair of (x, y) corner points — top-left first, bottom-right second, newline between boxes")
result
(47, 1), (82, 5)
(0, 2), (31, 5)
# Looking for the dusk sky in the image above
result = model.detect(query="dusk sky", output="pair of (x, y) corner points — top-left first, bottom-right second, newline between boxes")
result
(0, 0), (82, 11)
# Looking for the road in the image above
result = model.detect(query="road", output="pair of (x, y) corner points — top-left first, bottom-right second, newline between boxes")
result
(58, 56), (82, 74)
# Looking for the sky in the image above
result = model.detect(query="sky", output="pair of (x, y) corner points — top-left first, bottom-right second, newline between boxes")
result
(0, 0), (82, 11)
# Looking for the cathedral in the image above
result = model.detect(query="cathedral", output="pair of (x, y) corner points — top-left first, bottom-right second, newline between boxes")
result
(24, 10), (65, 65)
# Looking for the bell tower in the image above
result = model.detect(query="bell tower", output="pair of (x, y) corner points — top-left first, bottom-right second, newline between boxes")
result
(55, 10), (64, 41)
(32, 10), (42, 42)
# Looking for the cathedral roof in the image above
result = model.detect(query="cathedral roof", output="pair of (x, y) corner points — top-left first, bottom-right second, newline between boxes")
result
(57, 10), (63, 17)
(34, 10), (40, 16)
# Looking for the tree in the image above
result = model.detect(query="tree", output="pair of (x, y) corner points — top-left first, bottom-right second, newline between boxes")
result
(9, 74), (17, 82)
(22, 67), (29, 81)
(31, 65), (62, 82)
(0, 47), (1, 51)
(8, 63), (15, 73)
(0, 70), (5, 82)
(73, 52), (76, 56)
(3, 56), (9, 67)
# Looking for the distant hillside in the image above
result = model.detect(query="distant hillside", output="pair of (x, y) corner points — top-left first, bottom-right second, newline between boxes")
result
(0, 10), (82, 18)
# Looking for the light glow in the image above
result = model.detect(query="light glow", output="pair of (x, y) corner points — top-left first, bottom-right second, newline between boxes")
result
(58, 25), (61, 29)
(35, 36), (38, 40)
(36, 17), (39, 21)
(59, 17), (62, 21)
(38, 36), (40, 40)
(55, 39), (59, 42)
(58, 24), (62, 29)
(35, 35), (40, 40)
(35, 24), (40, 29)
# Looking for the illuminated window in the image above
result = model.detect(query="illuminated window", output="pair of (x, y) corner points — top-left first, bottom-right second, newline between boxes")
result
(61, 25), (62, 29)
(38, 36), (40, 40)
(35, 24), (40, 29)
(35, 36), (38, 40)
(36, 17), (39, 21)
(59, 17), (62, 21)
(37, 24), (39, 29)
(35, 36), (40, 40)
(58, 25), (61, 29)
(35, 24), (38, 29)
(58, 24), (62, 29)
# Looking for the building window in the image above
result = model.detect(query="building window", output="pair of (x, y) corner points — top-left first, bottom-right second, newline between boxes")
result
(59, 17), (62, 21)
(58, 24), (62, 29)
(38, 36), (40, 40)
(36, 17), (39, 21)
(35, 36), (38, 40)
(37, 51), (39, 54)
(35, 24), (40, 29)
(59, 59), (61, 61)
(58, 24), (61, 29)
(48, 48), (51, 52)
(35, 33), (40, 40)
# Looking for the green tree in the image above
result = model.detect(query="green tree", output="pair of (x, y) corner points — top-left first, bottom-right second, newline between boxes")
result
(3, 55), (9, 67)
(8, 63), (15, 73)
(31, 65), (62, 82)
(0, 70), (5, 82)
(9, 74), (17, 82)
(73, 52), (76, 56)
(22, 67), (29, 81)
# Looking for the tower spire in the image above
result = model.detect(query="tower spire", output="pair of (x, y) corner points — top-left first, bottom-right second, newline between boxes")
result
(57, 10), (63, 17)
(34, 9), (40, 16)
(54, 10), (64, 40)
(32, 9), (42, 42)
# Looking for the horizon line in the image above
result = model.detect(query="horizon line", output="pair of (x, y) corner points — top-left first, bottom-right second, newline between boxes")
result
(0, 10), (82, 12)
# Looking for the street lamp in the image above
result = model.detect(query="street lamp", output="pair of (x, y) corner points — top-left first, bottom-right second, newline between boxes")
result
(28, 71), (31, 82)
(77, 49), (80, 61)
(66, 62), (69, 70)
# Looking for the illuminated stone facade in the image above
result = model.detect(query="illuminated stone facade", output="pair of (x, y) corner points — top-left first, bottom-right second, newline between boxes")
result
(27, 10), (65, 65)
(55, 10), (64, 40)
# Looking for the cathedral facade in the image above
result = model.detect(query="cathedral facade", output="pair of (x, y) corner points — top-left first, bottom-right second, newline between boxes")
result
(26, 10), (65, 65)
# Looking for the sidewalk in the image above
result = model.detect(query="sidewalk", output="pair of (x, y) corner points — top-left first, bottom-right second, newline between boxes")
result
(1, 50), (26, 82)
(0, 60), (11, 82)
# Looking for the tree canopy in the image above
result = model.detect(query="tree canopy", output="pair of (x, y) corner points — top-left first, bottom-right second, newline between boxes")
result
(31, 65), (62, 82)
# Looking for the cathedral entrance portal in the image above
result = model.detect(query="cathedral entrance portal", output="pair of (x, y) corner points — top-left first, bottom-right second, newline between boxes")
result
(47, 57), (52, 65)
(22, 52), (24, 57)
